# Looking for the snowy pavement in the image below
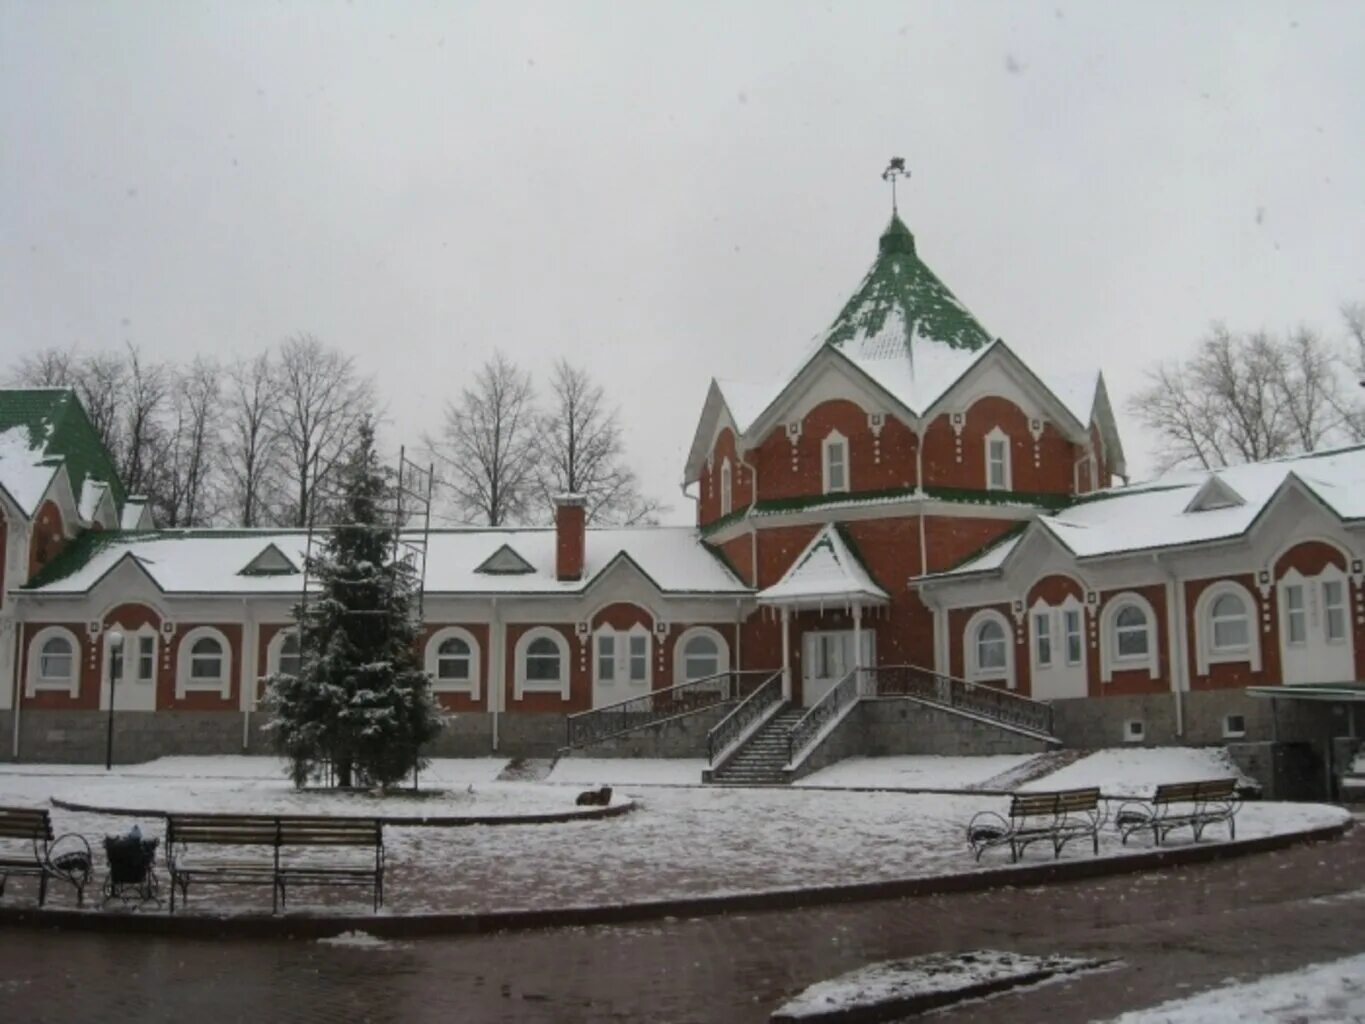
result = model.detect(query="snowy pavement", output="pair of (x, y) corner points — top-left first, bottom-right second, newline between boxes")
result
(0, 755), (1346, 916)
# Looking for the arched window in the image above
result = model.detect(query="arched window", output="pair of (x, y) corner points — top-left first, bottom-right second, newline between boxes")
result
(278, 633), (302, 677)
(423, 627), (481, 697)
(27, 627), (81, 698)
(985, 426), (1011, 491)
(515, 628), (570, 700)
(674, 627), (732, 692)
(964, 610), (1013, 687)
(823, 431), (849, 494)
(720, 458), (733, 516)
(177, 627), (233, 698)
(1194, 581), (1261, 674)
(1099, 593), (1160, 682)
(437, 637), (471, 680)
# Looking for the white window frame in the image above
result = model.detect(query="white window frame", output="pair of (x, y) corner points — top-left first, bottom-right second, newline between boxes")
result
(1123, 719), (1146, 744)
(1321, 566), (1349, 645)
(1099, 593), (1159, 682)
(719, 458), (733, 517)
(984, 426), (1011, 491)
(1062, 600), (1084, 667)
(1031, 608), (1052, 670)
(1222, 713), (1247, 739)
(424, 626), (481, 698)
(964, 609), (1014, 688)
(1194, 581), (1261, 675)
(103, 624), (159, 690)
(27, 626), (81, 697)
(176, 626), (233, 699)
(1281, 573), (1308, 646)
(822, 430), (849, 494)
(515, 627), (571, 700)
(594, 624), (651, 690)
(266, 628), (302, 678)
(674, 626), (730, 686)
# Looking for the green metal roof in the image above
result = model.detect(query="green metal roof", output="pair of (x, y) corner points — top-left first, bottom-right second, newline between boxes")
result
(822, 214), (993, 354)
(0, 388), (126, 515)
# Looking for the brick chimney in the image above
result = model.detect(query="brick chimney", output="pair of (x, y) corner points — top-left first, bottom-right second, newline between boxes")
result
(554, 493), (587, 581)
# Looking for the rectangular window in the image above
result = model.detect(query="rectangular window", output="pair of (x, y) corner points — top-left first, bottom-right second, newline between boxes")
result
(826, 442), (847, 493)
(1033, 613), (1052, 668)
(1285, 584), (1306, 644)
(628, 634), (648, 683)
(597, 635), (616, 682)
(1324, 579), (1346, 643)
(987, 439), (1008, 490)
(1124, 719), (1146, 743)
(137, 636), (155, 682)
(40, 652), (72, 679)
(1064, 610), (1083, 666)
(1223, 714), (1247, 738)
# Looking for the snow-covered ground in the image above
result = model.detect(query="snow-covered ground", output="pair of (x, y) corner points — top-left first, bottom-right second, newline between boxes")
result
(0, 758), (1347, 915)
(1019, 747), (1254, 798)
(797, 754), (1038, 791)
(1103, 953), (1365, 1023)
(546, 757), (706, 786)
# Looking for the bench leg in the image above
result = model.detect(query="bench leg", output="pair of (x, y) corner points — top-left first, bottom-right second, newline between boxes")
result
(38, 871), (48, 908)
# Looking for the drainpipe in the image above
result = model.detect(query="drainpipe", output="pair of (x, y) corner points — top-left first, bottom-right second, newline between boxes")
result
(734, 598), (744, 680)
(914, 425), (928, 578)
(240, 598), (254, 752)
(490, 596), (501, 753)
(737, 450), (760, 587)
(1155, 554), (1186, 738)
(9, 619), (22, 760)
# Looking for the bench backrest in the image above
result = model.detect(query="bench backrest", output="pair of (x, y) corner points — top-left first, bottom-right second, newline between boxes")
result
(1152, 778), (1238, 805)
(167, 814), (382, 848)
(0, 807), (53, 842)
(1010, 787), (1100, 819)
(1054, 787), (1101, 814)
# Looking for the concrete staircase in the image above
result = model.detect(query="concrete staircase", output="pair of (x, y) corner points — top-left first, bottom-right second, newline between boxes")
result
(707, 707), (806, 786)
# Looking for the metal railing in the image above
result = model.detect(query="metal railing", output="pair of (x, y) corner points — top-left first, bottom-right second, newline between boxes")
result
(565, 670), (772, 750)
(706, 670), (784, 764)
(868, 664), (1055, 736)
(786, 667), (867, 769)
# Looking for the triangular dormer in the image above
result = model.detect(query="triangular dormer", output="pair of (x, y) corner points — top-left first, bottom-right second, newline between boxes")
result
(475, 543), (536, 576)
(238, 543), (300, 577)
(1184, 475), (1246, 513)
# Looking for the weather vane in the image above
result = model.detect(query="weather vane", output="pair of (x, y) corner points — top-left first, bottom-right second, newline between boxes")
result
(882, 157), (908, 214)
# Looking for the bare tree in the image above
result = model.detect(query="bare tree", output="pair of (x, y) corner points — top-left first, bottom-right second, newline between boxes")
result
(117, 346), (169, 498)
(1131, 323), (1352, 471)
(536, 358), (665, 525)
(431, 352), (538, 526)
(224, 351), (285, 527)
(1341, 303), (1365, 442)
(9, 347), (76, 387)
(150, 357), (223, 526)
(272, 334), (375, 527)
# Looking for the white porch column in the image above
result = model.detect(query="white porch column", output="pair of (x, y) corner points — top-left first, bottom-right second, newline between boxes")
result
(852, 602), (864, 693)
(780, 606), (792, 702)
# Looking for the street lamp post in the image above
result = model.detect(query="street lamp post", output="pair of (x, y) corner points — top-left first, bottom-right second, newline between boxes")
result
(105, 629), (124, 771)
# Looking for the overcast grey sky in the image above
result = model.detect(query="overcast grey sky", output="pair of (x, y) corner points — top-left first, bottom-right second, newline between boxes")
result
(3, 1), (1363, 523)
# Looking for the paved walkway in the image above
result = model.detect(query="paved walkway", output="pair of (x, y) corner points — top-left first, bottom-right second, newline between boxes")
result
(2, 822), (1362, 1023)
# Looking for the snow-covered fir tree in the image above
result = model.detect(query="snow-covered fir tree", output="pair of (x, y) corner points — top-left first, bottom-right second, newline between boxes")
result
(266, 418), (442, 788)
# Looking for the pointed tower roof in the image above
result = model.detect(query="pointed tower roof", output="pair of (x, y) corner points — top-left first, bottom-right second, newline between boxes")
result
(823, 214), (993, 358)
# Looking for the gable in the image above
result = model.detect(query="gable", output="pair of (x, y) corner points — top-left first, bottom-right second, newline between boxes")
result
(239, 543), (301, 577)
(1184, 475), (1246, 513)
(924, 342), (1090, 441)
(475, 543), (537, 576)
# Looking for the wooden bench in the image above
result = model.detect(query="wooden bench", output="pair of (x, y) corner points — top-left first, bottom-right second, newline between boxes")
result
(967, 788), (1105, 863)
(0, 806), (92, 907)
(1116, 779), (1241, 846)
(166, 814), (384, 914)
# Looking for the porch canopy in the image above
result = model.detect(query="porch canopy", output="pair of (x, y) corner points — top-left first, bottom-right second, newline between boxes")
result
(757, 525), (889, 701)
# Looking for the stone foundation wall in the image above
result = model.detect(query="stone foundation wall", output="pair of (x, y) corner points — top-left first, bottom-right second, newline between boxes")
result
(561, 705), (735, 759)
(0, 710), (568, 764)
(1048, 690), (1332, 749)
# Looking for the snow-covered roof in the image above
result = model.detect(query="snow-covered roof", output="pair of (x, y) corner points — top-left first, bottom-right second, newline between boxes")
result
(930, 445), (1365, 578)
(0, 424), (59, 517)
(758, 524), (889, 607)
(19, 526), (751, 597)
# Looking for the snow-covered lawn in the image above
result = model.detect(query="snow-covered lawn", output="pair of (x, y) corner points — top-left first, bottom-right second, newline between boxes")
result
(1103, 953), (1365, 1023)
(546, 757), (706, 786)
(1020, 747), (1254, 798)
(798, 754), (1038, 791)
(0, 758), (1347, 916)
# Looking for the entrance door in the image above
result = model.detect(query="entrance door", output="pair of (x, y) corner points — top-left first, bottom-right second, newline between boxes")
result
(1278, 568), (1355, 684)
(592, 627), (652, 708)
(801, 630), (875, 707)
(1028, 600), (1088, 699)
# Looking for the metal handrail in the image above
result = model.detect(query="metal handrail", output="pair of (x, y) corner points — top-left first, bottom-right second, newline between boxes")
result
(868, 664), (1055, 736)
(786, 667), (865, 769)
(564, 669), (771, 750)
(706, 670), (784, 764)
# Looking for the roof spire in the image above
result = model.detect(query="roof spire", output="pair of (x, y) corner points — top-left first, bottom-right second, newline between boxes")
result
(881, 157), (908, 215)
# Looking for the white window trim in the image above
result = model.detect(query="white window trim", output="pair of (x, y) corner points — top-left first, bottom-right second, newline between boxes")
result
(176, 626), (233, 699)
(515, 627), (571, 701)
(822, 430), (849, 495)
(1060, 596), (1085, 668)
(424, 626), (481, 698)
(265, 627), (301, 678)
(1099, 593), (1159, 683)
(1223, 713), (1248, 739)
(103, 624), (159, 689)
(1123, 719), (1146, 744)
(27, 626), (81, 697)
(1280, 569), (1309, 647)
(1029, 603), (1052, 672)
(1194, 581), (1261, 675)
(984, 426), (1012, 492)
(1320, 564), (1349, 645)
(964, 609), (1014, 689)
(673, 626), (730, 686)
(719, 458), (733, 517)
(594, 623), (652, 689)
